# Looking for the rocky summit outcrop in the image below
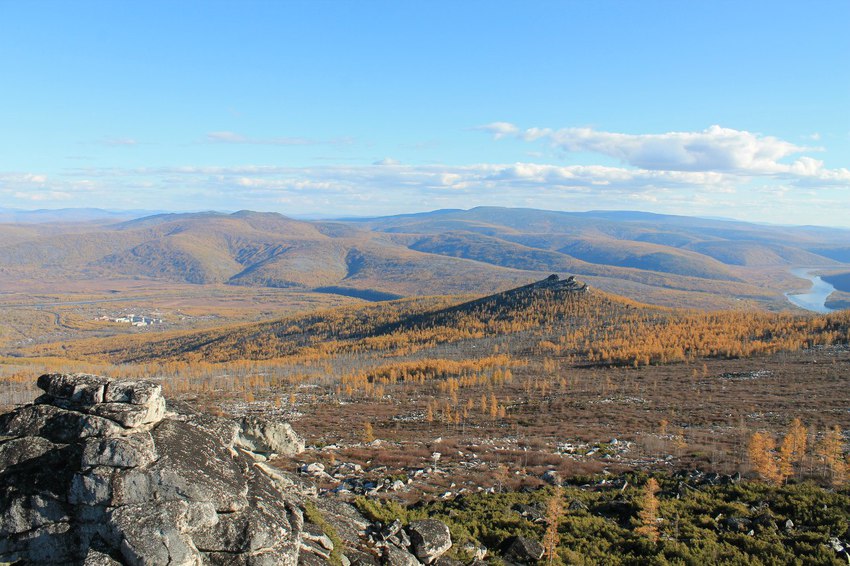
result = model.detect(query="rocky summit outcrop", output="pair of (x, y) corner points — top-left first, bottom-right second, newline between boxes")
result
(0, 373), (464, 566)
(0, 373), (306, 565)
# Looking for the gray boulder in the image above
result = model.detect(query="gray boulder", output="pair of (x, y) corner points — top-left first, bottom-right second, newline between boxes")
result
(722, 516), (752, 533)
(236, 416), (305, 457)
(89, 401), (164, 428)
(83, 549), (123, 565)
(69, 466), (115, 505)
(376, 518), (403, 541)
(542, 469), (563, 486)
(108, 501), (201, 566)
(81, 433), (157, 469)
(33, 374), (166, 430)
(0, 435), (64, 469)
(460, 541), (487, 561)
(512, 503), (545, 524)
(0, 403), (127, 442)
(37, 373), (110, 407)
(407, 519), (452, 564)
(103, 380), (163, 406)
(382, 543), (421, 566)
(501, 535), (545, 563)
(0, 373), (305, 565)
(1, 492), (68, 535)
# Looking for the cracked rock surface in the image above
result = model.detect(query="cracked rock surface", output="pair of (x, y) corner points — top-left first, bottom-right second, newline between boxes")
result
(0, 373), (305, 565)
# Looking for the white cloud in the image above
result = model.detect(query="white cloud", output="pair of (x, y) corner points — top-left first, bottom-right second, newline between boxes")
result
(0, 173), (48, 184)
(475, 121), (520, 139)
(3, 152), (849, 225)
(484, 123), (850, 185)
(483, 163), (727, 189)
(530, 124), (807, 173)
(56, 162), (734, 207)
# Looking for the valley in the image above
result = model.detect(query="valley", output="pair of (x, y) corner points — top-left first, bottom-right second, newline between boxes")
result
(6, 3), (849, 561)
(2, 207), (849, 316)
(3, 210), (849, 474)
(3, 272), (848, 486)
(2, 209), (850, 564)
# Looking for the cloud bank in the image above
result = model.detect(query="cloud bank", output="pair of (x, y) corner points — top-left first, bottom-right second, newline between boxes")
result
(1, 158), (843, 224)
(2, 124), (849, 225)
(480, 123), (850, 185)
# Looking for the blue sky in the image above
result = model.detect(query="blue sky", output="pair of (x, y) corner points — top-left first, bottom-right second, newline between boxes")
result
(1, 0), (848, 225)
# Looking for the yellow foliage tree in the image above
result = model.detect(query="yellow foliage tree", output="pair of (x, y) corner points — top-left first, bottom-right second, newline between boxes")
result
(778, 417), (807, 482)
(543, 486), (563, 565)
(817, 425), (846, 487)
(748, 432), (781, 484)
(635, 478), (661, 542)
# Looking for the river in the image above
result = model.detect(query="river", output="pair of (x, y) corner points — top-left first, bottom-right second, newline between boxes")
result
(785, 268), (836, 313)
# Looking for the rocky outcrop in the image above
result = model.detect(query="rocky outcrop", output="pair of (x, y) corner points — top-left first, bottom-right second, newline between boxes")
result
(500, 536), (545, 564)
(236, 416), (305, 459)
(0, 373), (305, 565)
(407, 520), (452, 564)
(366, 518), (453, 566)
(534, 274), (587, 292)
(488, 274), (587, 306)
(0, 373), (468, 566)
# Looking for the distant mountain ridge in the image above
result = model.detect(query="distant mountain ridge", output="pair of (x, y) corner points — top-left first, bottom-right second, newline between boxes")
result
(1, 206), (848, 310)
(0, 207), (163, 224)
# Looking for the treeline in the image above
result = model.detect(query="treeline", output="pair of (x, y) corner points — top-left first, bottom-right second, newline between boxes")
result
(749, 418), (848, 487)
(345, 355), (513, 387)
(576, 310), (850, 366)
(27, 286), (850, 371)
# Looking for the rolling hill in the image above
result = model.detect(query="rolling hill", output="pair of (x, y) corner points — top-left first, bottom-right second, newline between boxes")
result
(25, 274), (850, 367)
(0, 207), (847, 310)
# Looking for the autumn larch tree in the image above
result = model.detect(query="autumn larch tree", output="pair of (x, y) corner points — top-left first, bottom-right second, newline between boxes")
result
(635, 478), (661, 542)
(543, 486), (563, 565)
(817, 425), (847, 487)
(748, 432), (781, 484)
(778, 417), (807, 482)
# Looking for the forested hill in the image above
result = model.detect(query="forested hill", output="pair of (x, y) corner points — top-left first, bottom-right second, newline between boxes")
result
(28, 274), (598, 363)
(1, 206), (849, 310)
(24, 275), (850, 368)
